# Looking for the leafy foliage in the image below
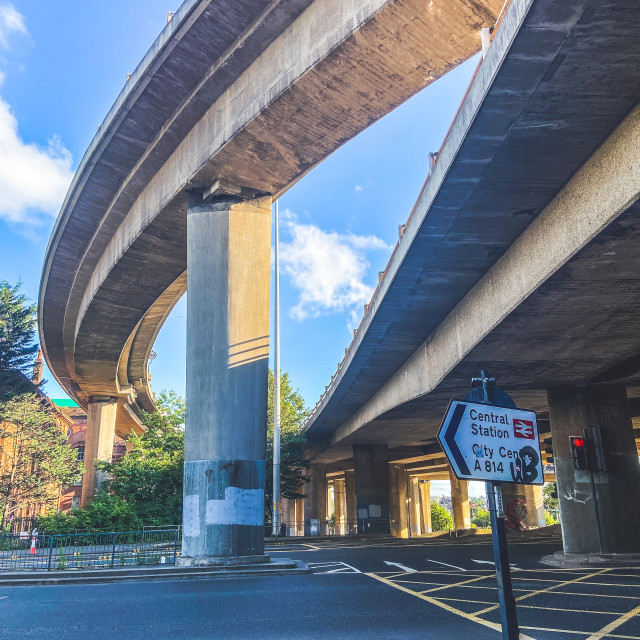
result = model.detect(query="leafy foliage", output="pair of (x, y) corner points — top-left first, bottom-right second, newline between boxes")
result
(543, 482), (559, 525)
(0, 281), (38, 377)
(0, 393), (83, 527)
(265, 370), (310, 517)
(98, 390), (185, 527)
(38, 392), (184, 533)
(430, 499), (454, 531)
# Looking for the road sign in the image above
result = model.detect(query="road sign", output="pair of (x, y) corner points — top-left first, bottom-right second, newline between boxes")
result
(438, 400), (543, 484)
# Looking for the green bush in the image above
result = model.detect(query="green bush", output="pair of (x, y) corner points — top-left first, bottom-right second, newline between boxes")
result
(430, 500), (454, 531)
(472, 506), (491, 529)
(37, 493), (142, 534)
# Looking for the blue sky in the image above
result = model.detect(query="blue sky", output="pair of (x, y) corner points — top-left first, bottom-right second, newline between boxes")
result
(0, 0), (486, 498)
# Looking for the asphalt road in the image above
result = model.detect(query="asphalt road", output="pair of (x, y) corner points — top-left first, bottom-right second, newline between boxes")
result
(2, 532), (639, 640)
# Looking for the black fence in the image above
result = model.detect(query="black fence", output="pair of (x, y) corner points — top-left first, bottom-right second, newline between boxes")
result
(265, 518), (390, 537)
(0, 529), (181, 571)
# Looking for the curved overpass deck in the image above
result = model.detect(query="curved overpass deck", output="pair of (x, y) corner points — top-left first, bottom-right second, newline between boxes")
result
(39, 0), (502, 415)
(303, 0), (640, 459)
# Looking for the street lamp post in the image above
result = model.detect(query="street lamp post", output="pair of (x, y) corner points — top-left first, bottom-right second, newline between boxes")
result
(272, 200), (281, 537)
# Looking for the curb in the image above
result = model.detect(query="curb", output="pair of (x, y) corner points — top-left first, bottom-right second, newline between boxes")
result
(0, 559), (310, 586)
(541, 552), (640, 568)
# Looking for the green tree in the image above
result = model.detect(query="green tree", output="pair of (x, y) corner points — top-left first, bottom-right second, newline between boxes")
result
(98, 390), (185, 526)
(0, 393), (83, 527)
(265, 370), (311, 518)
(0, 281), (38, 378)
(38, 391), (184, 533)
(543, 482), (559, 525)
(430, 499), (454, 531)
(471, 506), (491, 529)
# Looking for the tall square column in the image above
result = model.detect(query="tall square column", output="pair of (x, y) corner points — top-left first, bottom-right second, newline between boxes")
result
(548, 384), (640, 554)
(304, 463), (327, 533)
(449, 469), (471, 530)
(389, 464), (409, 538)
(353, 444), (390, 534)
(81, 396), (118, 507)
(182, 196), (271, 561)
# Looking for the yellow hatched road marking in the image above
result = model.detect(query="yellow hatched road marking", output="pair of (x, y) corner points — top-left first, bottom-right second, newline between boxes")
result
(431, 596), (496, 605)
(420, 573), (495, 594)
(473, 568), (611, 616)
(552, 590), (640, 600)
(518, 604), (620, 615)
(365, 572), (538, 640)
(584, 603), (640, 640)
(520, 625), (590, 636)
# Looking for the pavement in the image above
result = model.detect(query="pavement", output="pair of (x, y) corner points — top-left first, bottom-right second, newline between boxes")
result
(2, 531), (639, 639)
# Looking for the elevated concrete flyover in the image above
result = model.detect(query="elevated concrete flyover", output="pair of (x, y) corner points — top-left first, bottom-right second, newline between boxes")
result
(303, 0), (640, 554)
(38, 0), (504, 554)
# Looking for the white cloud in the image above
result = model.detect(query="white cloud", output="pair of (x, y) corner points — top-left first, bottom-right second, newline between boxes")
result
(0, 97), (73, 226)
(280, 215), (391, 322)
(0, 5), (72, 228)
(0, 4), (26, 49)
(354, 184), (362, 192)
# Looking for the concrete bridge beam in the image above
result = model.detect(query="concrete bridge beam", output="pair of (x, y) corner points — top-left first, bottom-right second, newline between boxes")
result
(80, 397), (118, 507)
(181, 195), (271, 562)
(548, 384), (640, 554)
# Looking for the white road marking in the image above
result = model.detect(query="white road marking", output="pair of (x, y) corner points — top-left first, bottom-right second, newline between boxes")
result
(472, 559), (522, 571)
(308, 561), (361, 574)
(384, 561), (418, 573)
(425, 559), (467, 571)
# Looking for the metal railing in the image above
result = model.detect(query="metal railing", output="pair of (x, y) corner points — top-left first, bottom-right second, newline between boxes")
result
(265, 518), (390, 537)
(0, 529), (181, 572)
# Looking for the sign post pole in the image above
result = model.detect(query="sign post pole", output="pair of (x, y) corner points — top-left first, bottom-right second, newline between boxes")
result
(438, 372), (542, 640)
(486, 482), (519, 639)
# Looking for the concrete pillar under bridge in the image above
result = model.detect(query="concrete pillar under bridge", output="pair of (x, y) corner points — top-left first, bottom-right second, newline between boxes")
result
(353, 444), (390, 534)
(181, 195), (271, 563)
(304, 463), (327, 534)
(449, 469), (472, 530)
(389, 464), (409, 538)
(548, 384), (640, 555)
(80, 396), (118, 507)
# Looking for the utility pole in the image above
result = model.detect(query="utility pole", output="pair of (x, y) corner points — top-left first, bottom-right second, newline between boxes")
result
(272, 199), (281, 537)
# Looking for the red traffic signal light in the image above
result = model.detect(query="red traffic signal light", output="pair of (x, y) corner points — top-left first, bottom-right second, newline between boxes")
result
(570, 436), (589, 470)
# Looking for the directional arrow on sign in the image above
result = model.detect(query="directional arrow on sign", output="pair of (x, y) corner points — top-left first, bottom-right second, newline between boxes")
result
(437, 399), (543, 484)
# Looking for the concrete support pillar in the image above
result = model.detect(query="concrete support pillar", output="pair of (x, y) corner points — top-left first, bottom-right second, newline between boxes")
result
(334, 477), (346, 534)
(182, 196), (271, 561)
(304, 463), (327, 533)
(344, 470), (357, 532)
(389, 464), (409, 538)
(523, 484), (545, 528)
(548, 385), (640, 554)
(80, 397), (118, 507)
(418, 478), (431, 534)
(449, 470), (471, 530)
(353, 444), (390, 534)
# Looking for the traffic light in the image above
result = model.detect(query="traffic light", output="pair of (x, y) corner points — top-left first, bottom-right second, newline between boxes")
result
(543, 437), (553, 465)
(570, 436), (589, 470)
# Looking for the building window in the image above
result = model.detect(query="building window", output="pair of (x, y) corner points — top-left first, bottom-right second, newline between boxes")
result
(76, 446), (85, 462)
(71, 496), (80, 510)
